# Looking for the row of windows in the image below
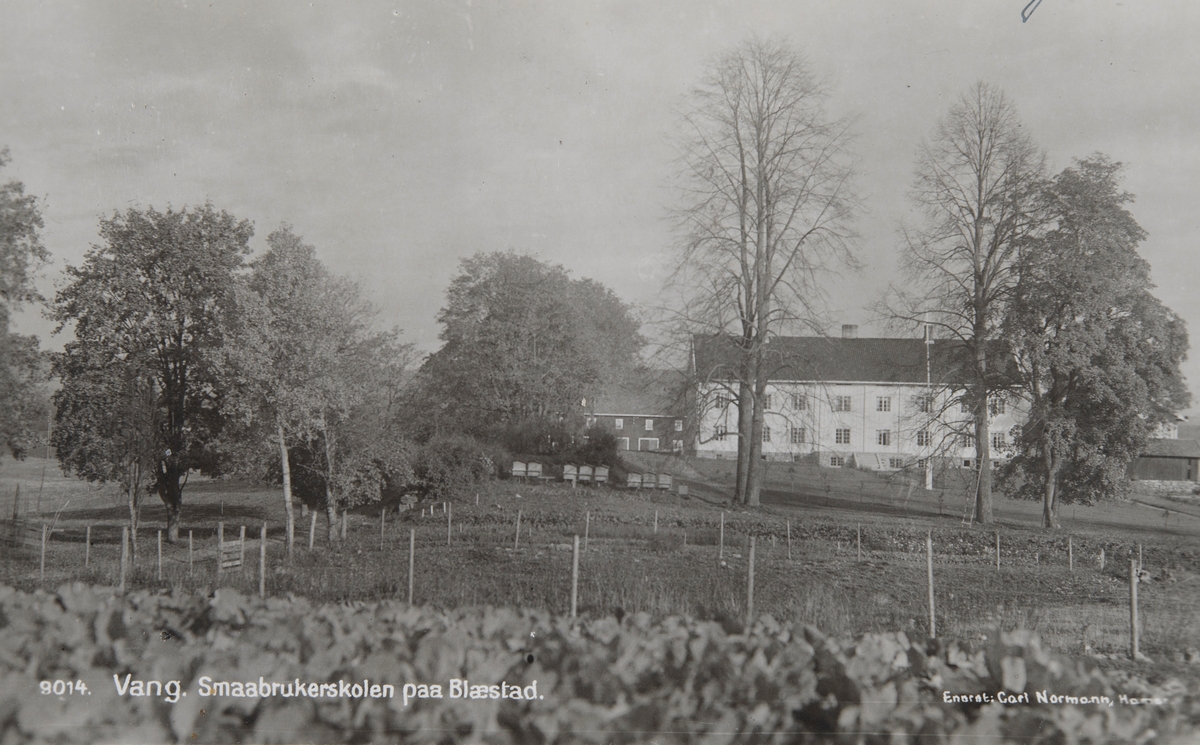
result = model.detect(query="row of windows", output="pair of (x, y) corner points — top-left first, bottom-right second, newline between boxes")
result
(720, 426), (1010, 449)
(718, 393), (1012, 415)
(610, 418), (683, 432)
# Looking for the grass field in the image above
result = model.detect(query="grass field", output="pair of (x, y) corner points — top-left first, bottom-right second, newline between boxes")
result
(3, 452), (1199, 686)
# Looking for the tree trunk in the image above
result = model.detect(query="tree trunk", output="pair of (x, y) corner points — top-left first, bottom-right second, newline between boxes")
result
(746, 383), (765, 507)
(158, 462), (184, 543)
(735, 380), (753, 504)
(324, 429), (338, 544)
(1042, 450), (1061, 529)
(127, 460), (140, 563)
(277, 420), (294, 561)
(973, 401), (992, 525)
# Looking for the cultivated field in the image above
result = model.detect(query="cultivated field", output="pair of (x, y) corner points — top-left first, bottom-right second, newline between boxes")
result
(3, 452), (1198, 686)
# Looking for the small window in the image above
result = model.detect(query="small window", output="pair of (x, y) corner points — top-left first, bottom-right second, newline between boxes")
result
(889, 457), (904, 469)
(830, 455), (844, 467)
(963, 458), (974, 468)
(835, 428), (851, 445)
(614, 418), (624, 430)
(674, 419), (683, 432)
(917, 396), (933, 414)
(877, 430), (891, 446)
(990, 432), (1006, 450)
(763, 394), (772, 410)
(790, 426), (806, 444)
(917, 430), (932, 447)
(762, 426), (771, 443)
(791, 394), (807, 410)
(961, 400), (971, 413)
(645, 419), (654, 431)
(714, 425), (727, 441)
(617, 437), (630, 451)
(989, 396), (1007, 415)
(672, 439), (683, 452)
(877, 396), (891, 412)
(835, 395), (853, 412)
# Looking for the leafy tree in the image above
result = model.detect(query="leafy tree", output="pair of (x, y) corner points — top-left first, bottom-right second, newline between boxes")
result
(884, 82), (1045, 524)
(414, 251), (642, 440)
(52, 204), (252, 542)
(1001, 155), (1190, 527)
(222, 226), (413, 546)
(0, 148), (50, 459)
(668, 37), (856, 506)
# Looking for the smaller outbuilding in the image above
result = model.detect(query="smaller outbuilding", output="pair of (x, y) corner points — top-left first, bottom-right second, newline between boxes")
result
(1129, 438), (1200, 482)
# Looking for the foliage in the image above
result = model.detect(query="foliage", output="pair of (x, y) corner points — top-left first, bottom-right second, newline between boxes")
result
(51, 204), (253, 541)
(668, 37), (857, 506)
(412, 252), (642, 440)
(0, 148), (50, 459)
(0, 583), (1192, 743)
(411, 434), (501, 499)
(1000, 156), (1190, 524)
(884, 82), (1046, 525)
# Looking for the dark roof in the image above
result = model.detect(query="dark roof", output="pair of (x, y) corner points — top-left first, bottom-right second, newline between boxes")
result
(691, 334), (1013, 386)
(588, 369), (687, 417)
(1140, 439), (1200, 459)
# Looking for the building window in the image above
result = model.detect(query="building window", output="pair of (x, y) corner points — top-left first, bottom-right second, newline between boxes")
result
(989, 396), (1006, 415)
(617, 437), (630, 451)
(645, 418), (654, 431)
(835, 428), (851, 445)
(714, 425), (727, 441)
(963, 458), (974, 468)
(991, 432), (1007, 450)
(614, 418), (623, 430)
(762, 426), (771, 443)
(917, 396), (933, 414)
(790, 426), (806, 444)
(674, 419), (683, 432)
(889, 457), (904, 469)
(917, 430), (932, 447)
(763, 394), (772, 410)
(585, 416), (596, 428)
(791, 394), (807, 410)
(830, 455), (844, 467)
(672, 439), (683, 452)
(959, 433), (973, 449)
(961, 399), (972, 413)
(877, 396), (891, 412)
(835, 395), (853, 412)
(715, 394), (731, 408)
(877, 430), (891, 446)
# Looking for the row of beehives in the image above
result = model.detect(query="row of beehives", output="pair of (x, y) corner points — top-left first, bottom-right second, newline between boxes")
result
(510, 461), (675, 490)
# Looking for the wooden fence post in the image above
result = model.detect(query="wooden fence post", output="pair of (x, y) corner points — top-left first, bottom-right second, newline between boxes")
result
(584, 511), (590, 553)
(381, 508), (386, 552)
(654, 510), (658, 534)
(447, 502), (452, 547)
(40, 523), (47, 584)
(786, 519), (791, 561)
(188, 530), (193, 576)
(239, 525), (246, 574)
(85, 525), (91, 568)
(341, 509), (347, 540)
(571, 535), (579, 618)
(1138, 543), (1143, 570)
(259, 524), (267, 599)
(746, 536), (756, 628)
(857, 523), (862, 562)
(1069, 536), (1073, 572)
(719, 512), (725, 561)
(996, 531), (1000, 571)
(120, 526), (129, 593)
(309, 511), (316, 551)
(1129, 559), (1139, 659)
(217, 522), (224, 579)
(1100, 548), (1106, 571)
(407, 528), (415, 607)
(157, 530), (163, 581)
(926, 531), (936, 639)
(514, 509), (522, 551)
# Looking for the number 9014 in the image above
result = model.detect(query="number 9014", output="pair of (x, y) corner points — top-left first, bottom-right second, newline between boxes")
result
(39, 680), (88, 695)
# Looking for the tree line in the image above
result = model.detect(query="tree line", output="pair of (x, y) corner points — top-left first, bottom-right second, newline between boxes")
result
(0, 37), (1190, 538)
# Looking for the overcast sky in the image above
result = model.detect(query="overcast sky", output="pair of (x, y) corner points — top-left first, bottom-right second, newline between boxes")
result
(4, 1), (1199, 414)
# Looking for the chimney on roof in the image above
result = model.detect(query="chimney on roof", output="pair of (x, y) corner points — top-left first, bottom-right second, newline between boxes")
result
(841, 324), (858, 339)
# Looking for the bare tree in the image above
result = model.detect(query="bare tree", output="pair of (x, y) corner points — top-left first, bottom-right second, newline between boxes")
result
(668, 37), (856, 506)
(884, 82), (1045, 524)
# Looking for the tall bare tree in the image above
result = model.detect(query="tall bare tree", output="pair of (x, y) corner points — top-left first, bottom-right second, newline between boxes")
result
(669, 37), (856, 506)
(886, 82), (1045, 524)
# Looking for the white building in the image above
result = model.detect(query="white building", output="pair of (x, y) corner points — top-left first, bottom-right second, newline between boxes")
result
(690, 327), (1025, 471)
